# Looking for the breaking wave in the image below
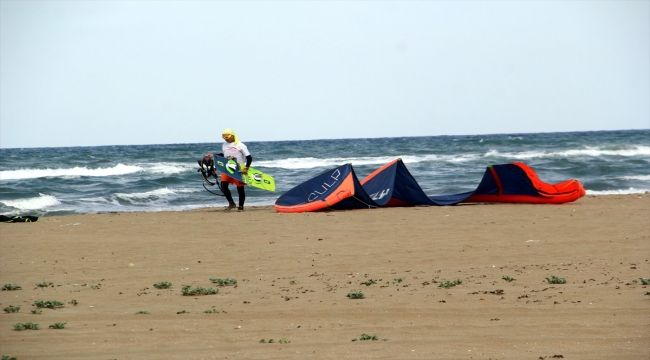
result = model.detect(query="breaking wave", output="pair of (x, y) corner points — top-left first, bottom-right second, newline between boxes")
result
(0, 194), (61, 210)
(0, 163), (193, 181)
(484, 145), (650, 160)
(114, 187), (196, 202)
(586, 188), (649, 195)
(255, 154), (481, 169)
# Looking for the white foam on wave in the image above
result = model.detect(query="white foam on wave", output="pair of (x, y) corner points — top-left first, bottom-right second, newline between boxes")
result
(114, 187), (197, 201)
(255, 153), (480, 169)
(484, 145), (650, 160)
(147, 163), (195, 175)
(0, 194), (61, 210)
(0, 164), (141, 181)
(620, 175), (650, 181)
(0, 162), (195, 181)
(586, 188), (649, 195)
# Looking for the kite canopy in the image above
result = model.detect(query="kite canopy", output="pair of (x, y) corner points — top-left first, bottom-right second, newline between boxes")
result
(463, 162), (586, 204)
(274, 159), (585, 212)
(274, 164), (378, 213)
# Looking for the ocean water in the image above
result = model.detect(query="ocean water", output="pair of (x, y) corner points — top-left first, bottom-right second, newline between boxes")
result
(1, 130), (648, 217)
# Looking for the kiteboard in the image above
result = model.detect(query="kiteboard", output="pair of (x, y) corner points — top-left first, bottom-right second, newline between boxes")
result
(213, 155), (276, 192)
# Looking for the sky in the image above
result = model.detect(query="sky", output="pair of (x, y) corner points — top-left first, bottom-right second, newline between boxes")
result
(1, 1), (648, 148)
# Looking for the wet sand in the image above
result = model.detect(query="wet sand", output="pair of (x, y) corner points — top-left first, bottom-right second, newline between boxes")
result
(1, 194), (649, 359)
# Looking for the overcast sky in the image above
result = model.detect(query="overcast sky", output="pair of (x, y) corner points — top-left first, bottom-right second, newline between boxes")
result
(1, 0), (648, 148)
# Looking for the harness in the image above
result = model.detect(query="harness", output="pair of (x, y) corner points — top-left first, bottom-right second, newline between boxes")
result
(197, 156), (225, 197)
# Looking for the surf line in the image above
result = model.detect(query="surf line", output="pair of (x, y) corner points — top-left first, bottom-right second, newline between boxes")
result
(307, 169), (342, 201)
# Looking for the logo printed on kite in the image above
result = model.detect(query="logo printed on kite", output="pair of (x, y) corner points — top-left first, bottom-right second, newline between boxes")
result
(307, 169), (342, 201)
(370, 188), (390, 200)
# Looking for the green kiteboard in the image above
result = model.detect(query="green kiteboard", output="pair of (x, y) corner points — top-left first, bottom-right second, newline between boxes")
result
(214, 155), (276, 192)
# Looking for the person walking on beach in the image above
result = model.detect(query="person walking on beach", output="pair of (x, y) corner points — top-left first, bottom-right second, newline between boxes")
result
(205, 128), (252, 212)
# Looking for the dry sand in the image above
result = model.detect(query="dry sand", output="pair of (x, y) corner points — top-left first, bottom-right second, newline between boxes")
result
(1, 194), (649, 359)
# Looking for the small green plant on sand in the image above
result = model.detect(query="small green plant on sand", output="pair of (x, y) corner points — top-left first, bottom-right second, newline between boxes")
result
(645, 292), (650, 296)
(176, 310), (189, 314)
(639, 278), (650, 285)
(290, 280), (299, 285)
(2, 284), (22, 291)
(209, 278), (237, 286)
(181, 285), (218, 296)
(36, 281), (53, 288)
(2, 355), (18, 360)
(393, 278), (403, 284)
(261, 337), (289, 343)
(352, 333), (379, 341)
(49, 322), (66, 329)
(546, 275), (566, 284)
(204, 309), (220, 313)
(135, 310), (150, 315)
(438, 279), (463, 289)
(502, 276), (516, 282)
(13, 322), (39, 331)
(90, 284), (101, 290)
(31, 309), (42, 315)
(153, 281), (172, 289)
(33, 300), (64, 309)
(346, 291), (365, 299)
(69, 299), (78, 306)
(3, 305), (20, 313)
(361, 279), (377, 286)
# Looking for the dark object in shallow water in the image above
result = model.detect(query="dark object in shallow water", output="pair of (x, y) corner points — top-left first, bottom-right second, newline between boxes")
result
(0, 215), (39, 223)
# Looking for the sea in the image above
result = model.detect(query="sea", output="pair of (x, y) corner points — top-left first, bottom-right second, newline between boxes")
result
(1, 129), (648, 217)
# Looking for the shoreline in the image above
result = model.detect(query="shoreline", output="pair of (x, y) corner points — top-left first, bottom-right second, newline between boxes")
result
(16, 193), (650, 219)
(1, 194), (648, 359)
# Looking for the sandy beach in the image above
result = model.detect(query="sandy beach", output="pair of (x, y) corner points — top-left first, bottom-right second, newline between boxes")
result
(1, 194), (648, 359)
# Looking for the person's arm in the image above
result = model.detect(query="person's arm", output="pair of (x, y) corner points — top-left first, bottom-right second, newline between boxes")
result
(241, 155), (252, 174)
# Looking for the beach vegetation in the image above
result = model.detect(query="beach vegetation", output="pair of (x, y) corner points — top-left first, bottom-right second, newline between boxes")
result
(393, 278), (403, 284)
(360, 333), (379, 341)
(69, 299), (78, 306)
(209, 278), (237, 286)
(204, 309), (220, 313)
(33, 300), (64, 309)
(13, 322), (39, 331)
(438, 279), (463, 289)
(90, 284), (101, 290)
(502, 276), (516, 282)
(31, 309), (42, 315)
(639, 278), (650, 285)
(2, 356), (18, 360)
(546, 275), (566, 284)
(181, 284), (218, 296)
(176, 310), (189, 314)
(3, 306), (20, 313)
(346, 291), (365, 299)
(153, 281), (172, 289)
(290, 280), (299, 285)
(135, 310), (150, 315)
(49, 322), (66, 329)
(261, 337), (290, 344)
(2, 284), (22, 291)
(361, 279), (377, 286)
(352, 333), (379, 341)
(645, 292), (649, 296)
(36, 281), (53, 288)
